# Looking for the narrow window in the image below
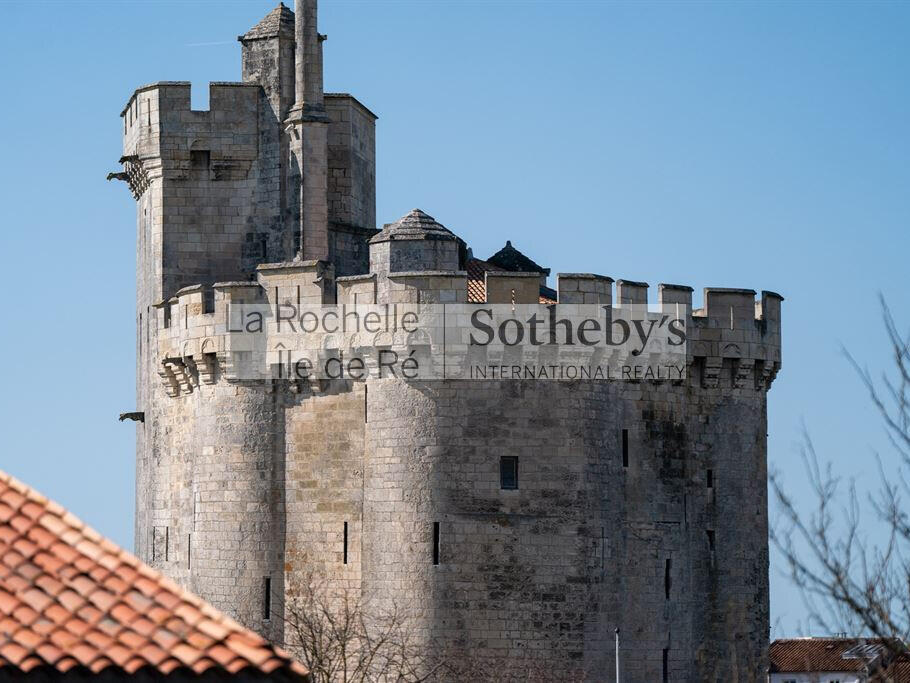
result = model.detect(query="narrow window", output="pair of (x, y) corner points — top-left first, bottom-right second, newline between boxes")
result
(707, 529), (715, 551)
(432, 522), (440, 565)
(203, 289), (214, 314)
(664, 558), (671, 600)
(622, 429), (629, 467)
(706, 469), (714, 489)
(662, 648), (669, 683)
(164, 526), (169, 562)
(263, 577), (272, 620)
(343, 522), (348, 565)
(500, 456), (518, 490)
(187, 534), (191, 569)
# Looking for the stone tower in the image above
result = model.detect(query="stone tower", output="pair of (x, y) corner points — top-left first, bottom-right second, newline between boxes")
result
(113, 2), (782, 680)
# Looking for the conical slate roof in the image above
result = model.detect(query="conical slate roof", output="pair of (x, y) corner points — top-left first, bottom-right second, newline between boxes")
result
(487, 240), (550, 276)
(369, 209), (459, 243)
(241, 3), (294, 41)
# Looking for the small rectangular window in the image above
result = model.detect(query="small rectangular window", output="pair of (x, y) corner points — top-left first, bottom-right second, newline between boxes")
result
(190, 149), (210, 169)
(263, 577), (272, 620)
(662, 648), (668, 683)
(706, 469), (713, 489)
(707, 529), (715, 551)
(432, 522), (440, 566)
(203, 289), (215, 314)
(187, 534), (191, 569)
(622, 429), (629, 467)
(500, 456), (518, 489)
(152, 526), (168, 563)
(343, 521), (348, 565)
(664, 558), (671, 600)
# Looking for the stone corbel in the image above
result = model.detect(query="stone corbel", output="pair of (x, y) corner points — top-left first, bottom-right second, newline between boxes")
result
(194, 352), (217, 384)
(169, 360), (194, 394)
(158, 361), (180, 397)
(732, 358), (755, 389)
(701, 357), (723, 389)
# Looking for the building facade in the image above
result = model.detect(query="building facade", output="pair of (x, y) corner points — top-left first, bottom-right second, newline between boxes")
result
(112, 2), (782, 679)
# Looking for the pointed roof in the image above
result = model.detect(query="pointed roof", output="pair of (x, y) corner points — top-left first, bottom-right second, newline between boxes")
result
(487, 240), (550, 276)
(370, 209), (459, 244)
(0, 469), (308, 680)
(241, 3), (295, 41)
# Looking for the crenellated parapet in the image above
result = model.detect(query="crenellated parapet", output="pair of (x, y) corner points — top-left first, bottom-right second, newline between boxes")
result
(557, 276), (783, 390)
(120, 82), (260, 183)
(151, 206), (781, 396)
(155, 259), (335, 395)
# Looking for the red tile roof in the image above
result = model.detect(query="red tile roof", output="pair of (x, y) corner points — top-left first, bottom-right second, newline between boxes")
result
(0, 470), (308, 680)
(465, 257), (505, 303)
(465, 258), (556, 304)
(770, 637), (909, 679)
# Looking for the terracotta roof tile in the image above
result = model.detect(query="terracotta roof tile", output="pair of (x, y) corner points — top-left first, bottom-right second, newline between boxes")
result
(12, 627), (42, 650)
(0, 468), (308, 681)
(193, 656), (217, 674)
(43, 603), (69, 625)
(770, 637), (910, 679)
(20, 502), (44, 521)
(31, 618), (54, 637)
(11, 605), (38, 627)
(56, 654), (79, 672)
(35, 642), (63, 663)
(1, 490), (27, 510)
(159, 657), (181, 674)
(466, 256), (556, 304)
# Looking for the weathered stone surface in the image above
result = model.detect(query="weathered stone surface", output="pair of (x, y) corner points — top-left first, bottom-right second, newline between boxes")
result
(121, 3), (781, 680)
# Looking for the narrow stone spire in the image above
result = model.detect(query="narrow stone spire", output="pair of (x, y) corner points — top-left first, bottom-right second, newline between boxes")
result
(294, 0), (324, 112)
(289, 0), (330, 262)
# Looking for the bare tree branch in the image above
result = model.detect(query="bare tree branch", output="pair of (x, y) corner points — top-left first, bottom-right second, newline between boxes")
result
(770, 296), (910, 667)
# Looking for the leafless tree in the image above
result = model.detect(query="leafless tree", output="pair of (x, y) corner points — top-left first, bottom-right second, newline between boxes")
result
(280, 571), (445, 683)
(771, 296), (910, 663)
(278, 569), (589, 682)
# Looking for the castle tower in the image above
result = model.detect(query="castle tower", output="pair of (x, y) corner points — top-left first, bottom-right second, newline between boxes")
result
(114, 5), (782, 680)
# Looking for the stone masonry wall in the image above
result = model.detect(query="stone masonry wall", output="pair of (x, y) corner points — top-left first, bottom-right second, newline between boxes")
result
(355, 376), (768, 680)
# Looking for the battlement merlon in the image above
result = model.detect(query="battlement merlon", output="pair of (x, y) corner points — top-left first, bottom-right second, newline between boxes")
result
(556, 275), (783, 386)
(119, 82), (260, 187)
(152, 269), (781, 393)
(121, 81), (259, 136)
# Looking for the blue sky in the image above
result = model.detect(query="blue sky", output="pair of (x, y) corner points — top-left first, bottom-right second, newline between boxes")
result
(0, 0), (907, 638)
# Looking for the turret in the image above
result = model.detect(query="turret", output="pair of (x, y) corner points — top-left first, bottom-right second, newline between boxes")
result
(338, 209), (467, 304)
